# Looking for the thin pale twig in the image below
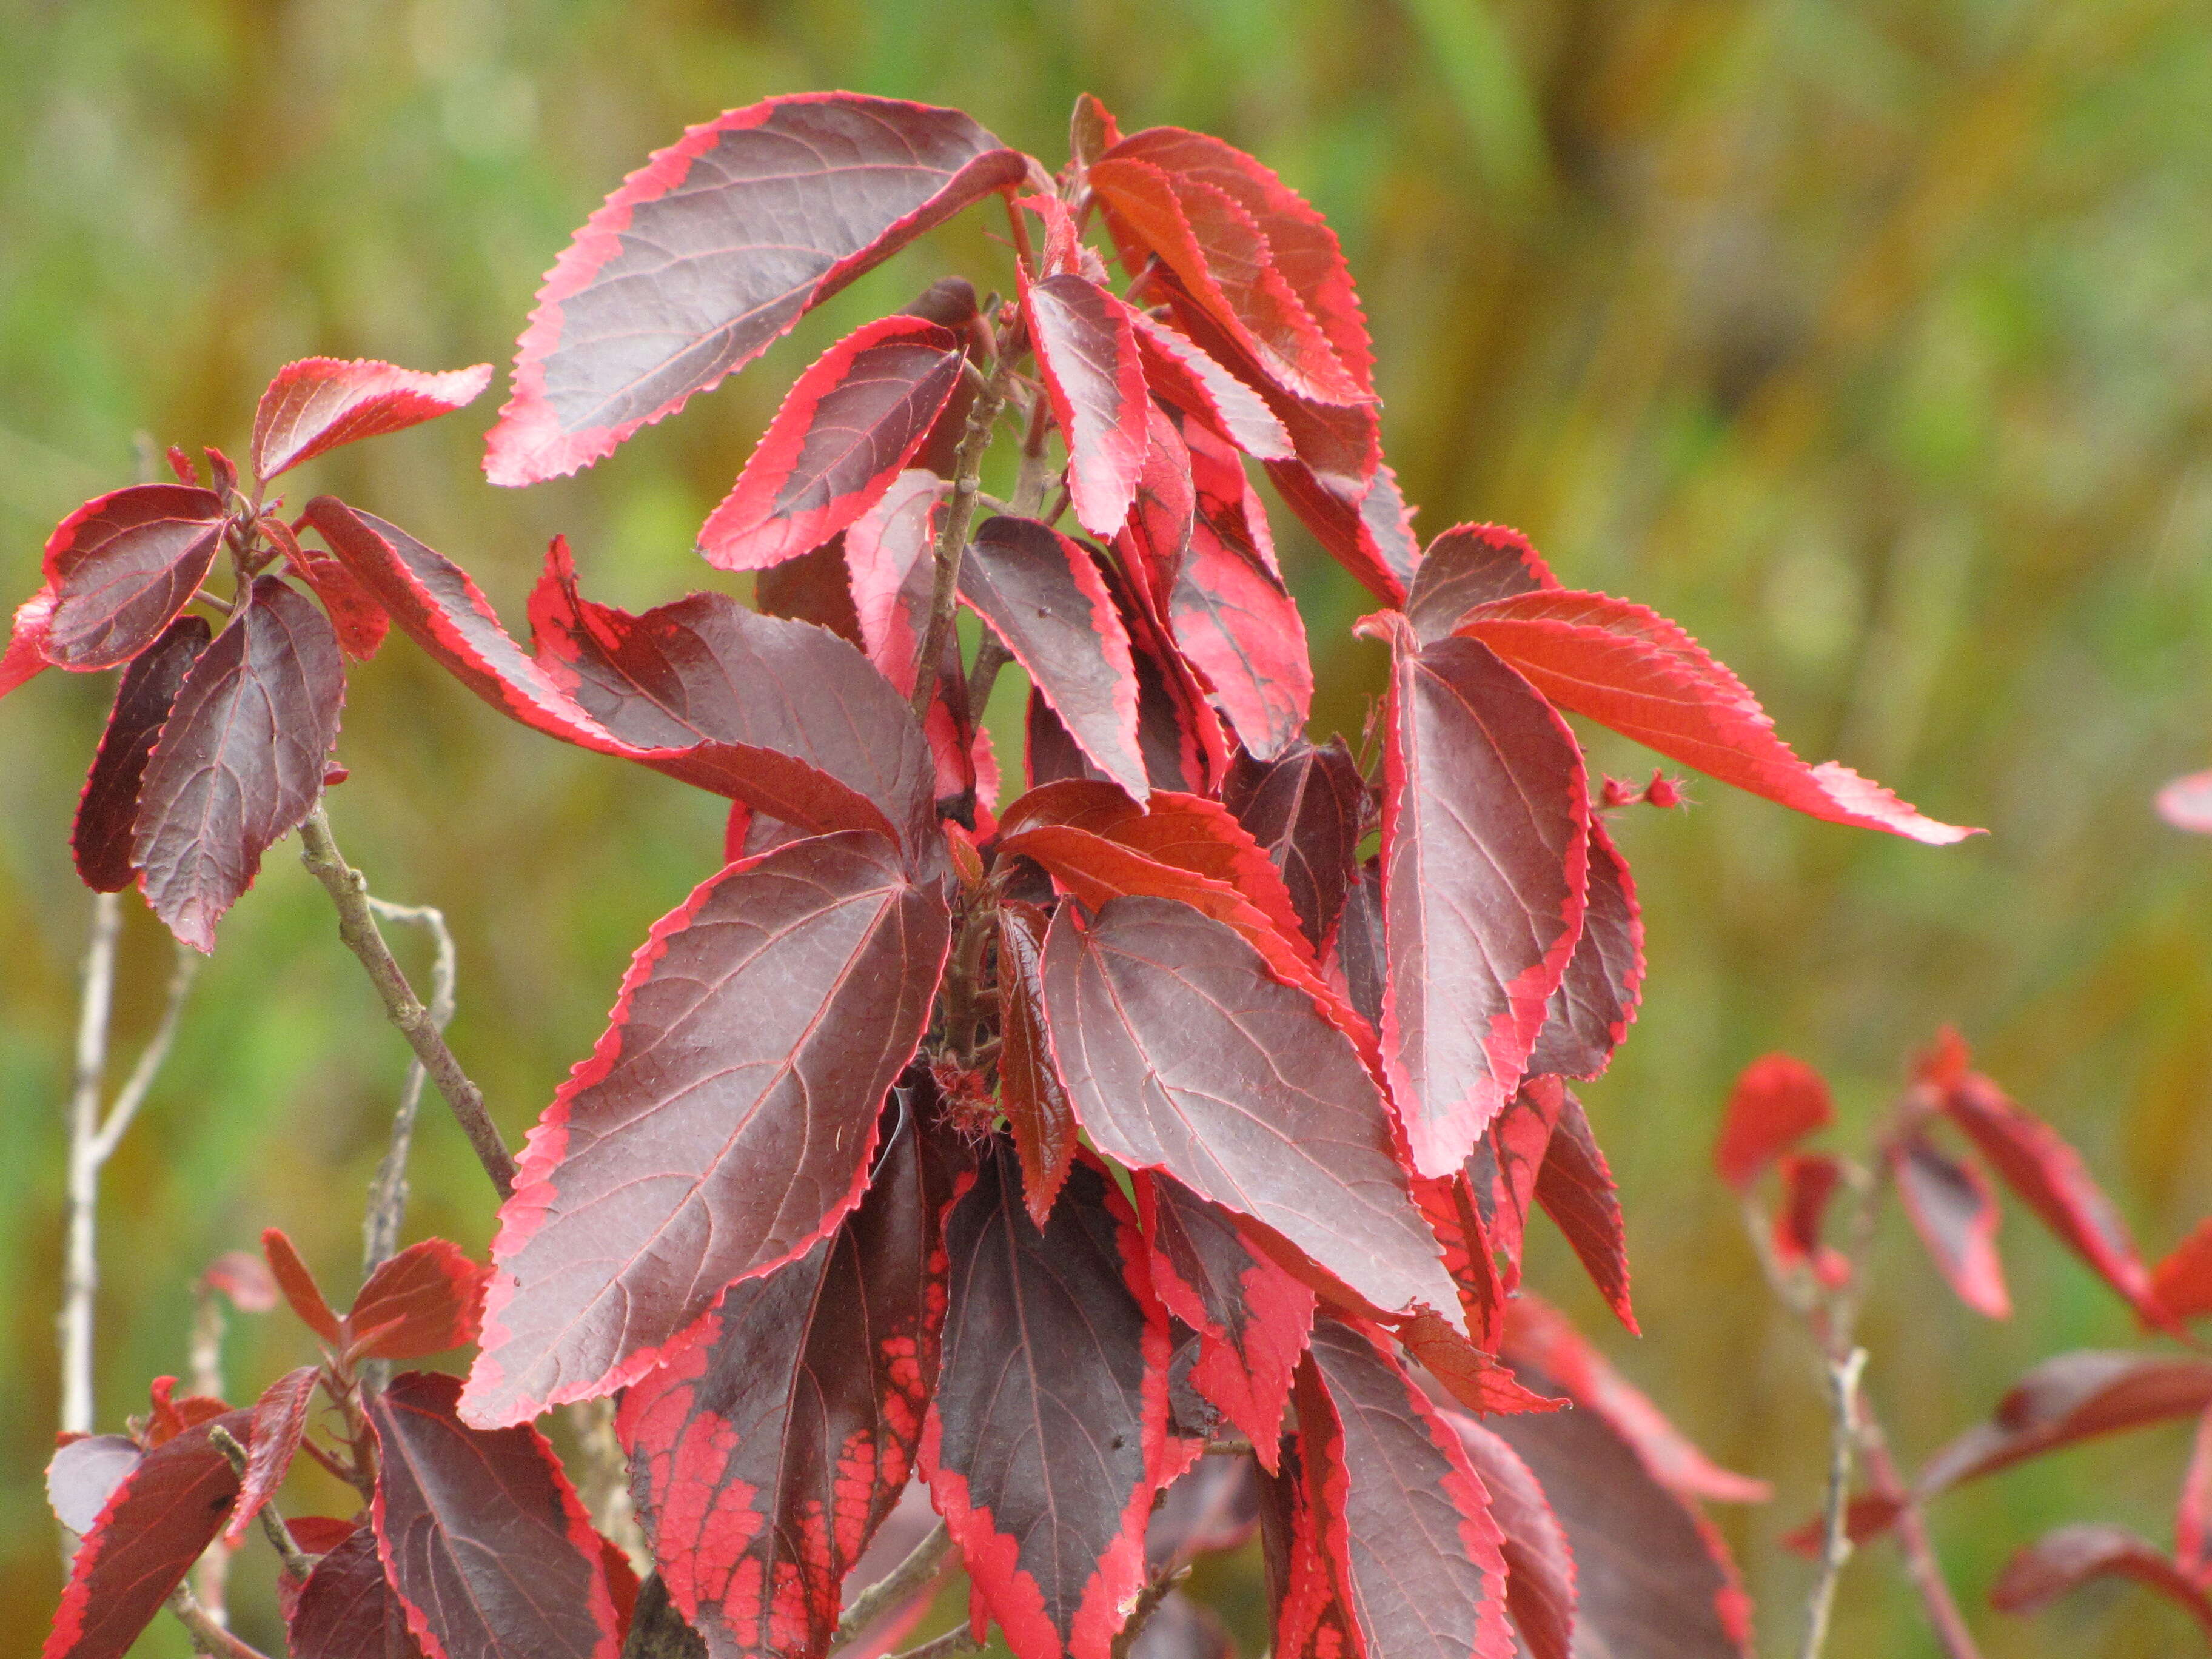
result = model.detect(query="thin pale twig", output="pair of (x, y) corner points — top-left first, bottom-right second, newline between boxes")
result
(209, 1425), (314, 1580)
(360, 894), (457, 1272)
(832, 1520), (954, 1652)
(1799, 1347), (1867, 1659)
(888, 1627), (982, 1659)
(60, 891), (122, 1443)
(166, 1584), (269, 1659)
(90, 936), (200, 1164)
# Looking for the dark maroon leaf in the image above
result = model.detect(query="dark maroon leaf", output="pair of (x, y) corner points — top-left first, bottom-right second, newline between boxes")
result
(1915, 1351), (2212, 1499)
(132, 577), (344, 951)
(253, 358), (493, 482)
(1101, 555), (1228, 794)
(485, 95), (1027, 484)
(1170, 489), (1309, 763)
(225, 1365), (320, 1545)
(1989, 1524), (2212, 1634)
(1222, 737), (1364, 953)
(698, 316), (962, 571)
(1123, 303), (1292, 460)
(960, 515), (1146, 798)
(1889, 1129), (2010, 1319)
(1136, 1173), (1316, 1469)
(1534, 1090), (1637, 1332)
(464, 829), (949, 1426)
(347, 1238), (492, 1361)
(1363, 613), (1590, 1178)
(617, 1097), (954, 1659)
(287, 1526), (429, 1659)
(846, 472), (943, 699)
(1041, 894), (1460, 1322)
(368, 1370), (621, 1659)
(1027, 689), (1100, 789)
(263, 1227), (344, 1344)
(70, 614), (211, 891)
(1459, 1078), (1563, 1290)
(1524, 819), (1642, 1079)
(756, 539), (864, 645)
(1445, 1417), (1575, 1659)
(922, 1144), (1198, 1659)
(1403, 525), (1555, 645)
(41, 1410), (251, 1659)
(997, 900), (1079, 1226)
(1333, 861), (1386, 1031)
(39, 484), (228, 671)
(1298, 1316), (1515, 1659)
(45, 1436), (141, 1535)
(1025, 273), (1149, 538)
(1711, 1053), (1832, 1191)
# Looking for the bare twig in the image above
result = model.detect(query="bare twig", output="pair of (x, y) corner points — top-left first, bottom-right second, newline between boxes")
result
(832, 1520), (954, 1651)
(888, 1627), (982, 1659)
(1110, 1566), (1188, 1659)
(209, 1425), (314, 1580)
(90, 937), (199, 1165)
(165, 1584), (269, 1659)
(297, 801), (514, 1200)
(60, 891), (123, 1441)
(567, 1398), (650, 1574)
(1799, 1347), (1867, 1659)
(360, 894), (458, 1272)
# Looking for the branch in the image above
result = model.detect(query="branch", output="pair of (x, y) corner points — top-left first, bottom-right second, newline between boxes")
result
(1110, 1566), (1188, 1659)
(165, 1584), (268, 1659)
(832, 1520), (954, 1652)
(1798, 1346), (1866, 1659)
(360, 894), (457, 1272)
(209, 1426), (314, 1580)
(60, 891), (122, 1441)
(566, 1398), (649, 1574)
(298, 802), (515, 1200)
(888, 1629), (982, 1659)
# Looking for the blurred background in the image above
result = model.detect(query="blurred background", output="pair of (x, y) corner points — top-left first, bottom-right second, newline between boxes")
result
(5, 0), (2211, 1652)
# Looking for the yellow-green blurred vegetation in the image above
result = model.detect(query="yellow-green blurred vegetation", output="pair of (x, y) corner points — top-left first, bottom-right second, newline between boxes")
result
(5, 1), (2212, 1653)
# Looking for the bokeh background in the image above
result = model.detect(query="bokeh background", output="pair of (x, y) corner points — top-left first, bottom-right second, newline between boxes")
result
(5, 1), (2212, 1652)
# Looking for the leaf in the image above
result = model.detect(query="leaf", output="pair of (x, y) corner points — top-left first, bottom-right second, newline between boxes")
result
(263, 1227), (344, 1344)
(996, 900), (1079, 1227)
(845, 471), (944, 697)
(1889, 1130), (2010, 1319)
(1403, 525), (1555, 644)
(132, 577), (344, 951)
(1024, 274), (1149, 538)
(617, 1097), (954, 1659)
(1136, 1172), (1317, 1470)
(1040, 894), (1460, 1324)
(1937, 1070), (2161, 1319)
(1535, 1088), (1637, 1331)
(284, 541), (393, 660)
(1989, 1524), (2212, 1633)
(1256, 1438), (1358, 1659)
(41, 1410), (252, 1659)
(2157, 769), (2212, 834)
(1296, 1316), (1516, 1659)
(1914, 1350), (2212, 1499)
(348, 1238), (492, 1361)
(224, 1365), (320, 1545)
(1123, 304), (1292, 460)
(1221, 737), (1365, 951)
(463, 829), (949, 1426)
(368, 1370), (622, 1659)
(1711, 1053), (1832, 1191)
(1332, 862), (1386, 1030)
(0, 585), (58, 699)
(41, 484), (229, 671)
(1364, 612), (1590, 1178)
(697, 316), (963, 571)
(755, 538), (864, 645)
(1524, 817), (1642, 1080)
(1170, 493), (1311, 762)
(1771, 1154), (1850, 1289)
(71, 614), (212, 891)
(253, 358), (494, 482)
(287, 1526), (429, 1659)
(1415, 1170), (1506, 1349)
(959, 515), (1146, 798)
(1452, 589), (1979, 844)
(2154, 1218), (2212, 1322)
(1116, 403), (1196, 609)
(45, 1436), (141, 1535)
(922, 1143), (1197, 1659)
(1444, 1417), (1575, 1659)
(486, 95), (1027, 484)
(1458, 1078), (1563, 1291)
(2180, 1406), (2212, 1581)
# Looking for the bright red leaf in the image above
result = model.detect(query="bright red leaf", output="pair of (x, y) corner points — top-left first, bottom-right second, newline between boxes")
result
(1459, 1078), (1563, 1290)
(996, 900), (1079, 1227)
(1771, 1153), (1850, 1289)
(1889, 1129), (2011, 1319)
(225, 1365), (319, 1546)
(70, 615), (210, 892)
(1536, 1089), (1637, 1332)
(252, 358), (493, 482)
(845, 471), (942, 697)
(1712, 1053), (1832, 1191)
(1025, 273), (1149, 538)
(2179, 1407), (2212, 1581)
(1403, 524), (1555, 643)
(2155, 1219), (2212, 1323)
(283, 541), (392, 660)
(0, 585), (58, 699)
(263, 1227), (344, 1344)
(39, 484), (228, 672)
(348, 1238), (491, 1362)
(1122, 304), (1292, 461)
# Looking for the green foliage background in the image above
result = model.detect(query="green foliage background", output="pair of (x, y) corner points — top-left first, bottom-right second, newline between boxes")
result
(4, 1), (2211, 1652)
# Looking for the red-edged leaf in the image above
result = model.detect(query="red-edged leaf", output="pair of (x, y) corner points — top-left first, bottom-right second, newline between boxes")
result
(1914, 1351), (2212, 1499)
(1525, 818), (1643, 1079)
(1222, 737), (1366, 952)
(1937, 1070), (2160, 1319)
(1108, 558), (1230, 795)
(1332, 861), (1386, 1031)
(1025, 274), (1149, 538)
(1501, 1298), (1768, 1504)
(1, 585), (58, 699)
(1777, 1494), (1905, 1560)
(1458, 1078), (1563, 1292)
(144, 1377), (232, 1445)
(129, 576), (343, 951)
(960, 515), (1146, 798)
(1889, 1130), (2011, 1318)
(1256, 1436), (1357, 1659)
(1453, 589), (1978, 844)
(1989, 1524), (2212, 1634)
(263, 1228), (345, 1344)
(201, 1248), (279, 1312)
(2156, 1219), (2212, 1323)
(253, 358), (492, 482)
(1136, 1172), (1316, 1470)
(1041, 894), (1458, 1324)
(617, 1096), (954, 1659)
(1771, 1153), (1850, 1289)
(756, 538), (865, 644)
(845, 471), (943, 697)
(41, 1410), (251, 1659)
(368, 1370), (621, 1659)
(45, 1436), (142, 1535)
(1445, 1417), (1575, 1659)
(1535, 1088), (1637, 1331)
(284, 542), (393, 660)
(1415, 1171), (1507, 1350)
(288, 1525), (429, 1659)
(1116, 403), (1197, 609)
(1483, 1353), (1755, 1659)
(698, 315), (962, 571)
(1364, 612), (1590, 1178)
(997, 900), (1079, 1227)
(224, 1365), (320, 1545)
(347, 1239), (491, 1361)
(486, 95), (1026, 484)
(1297, 1316), (1516, 1659)
(464, 829), (949, 1426)
(71, 614), (211, 891)
(1403, 525), (1555, 644)
(922, 1144), (1198, 1659)
(1712, 1053), (1832, 1191)
(1123, 304), (1292, 460)
(39, 484), (228, 671)
(1171, 488), (1310, 762)
(2179, 1406), (2212, 1580)
(2157, 769), (2212, 834)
